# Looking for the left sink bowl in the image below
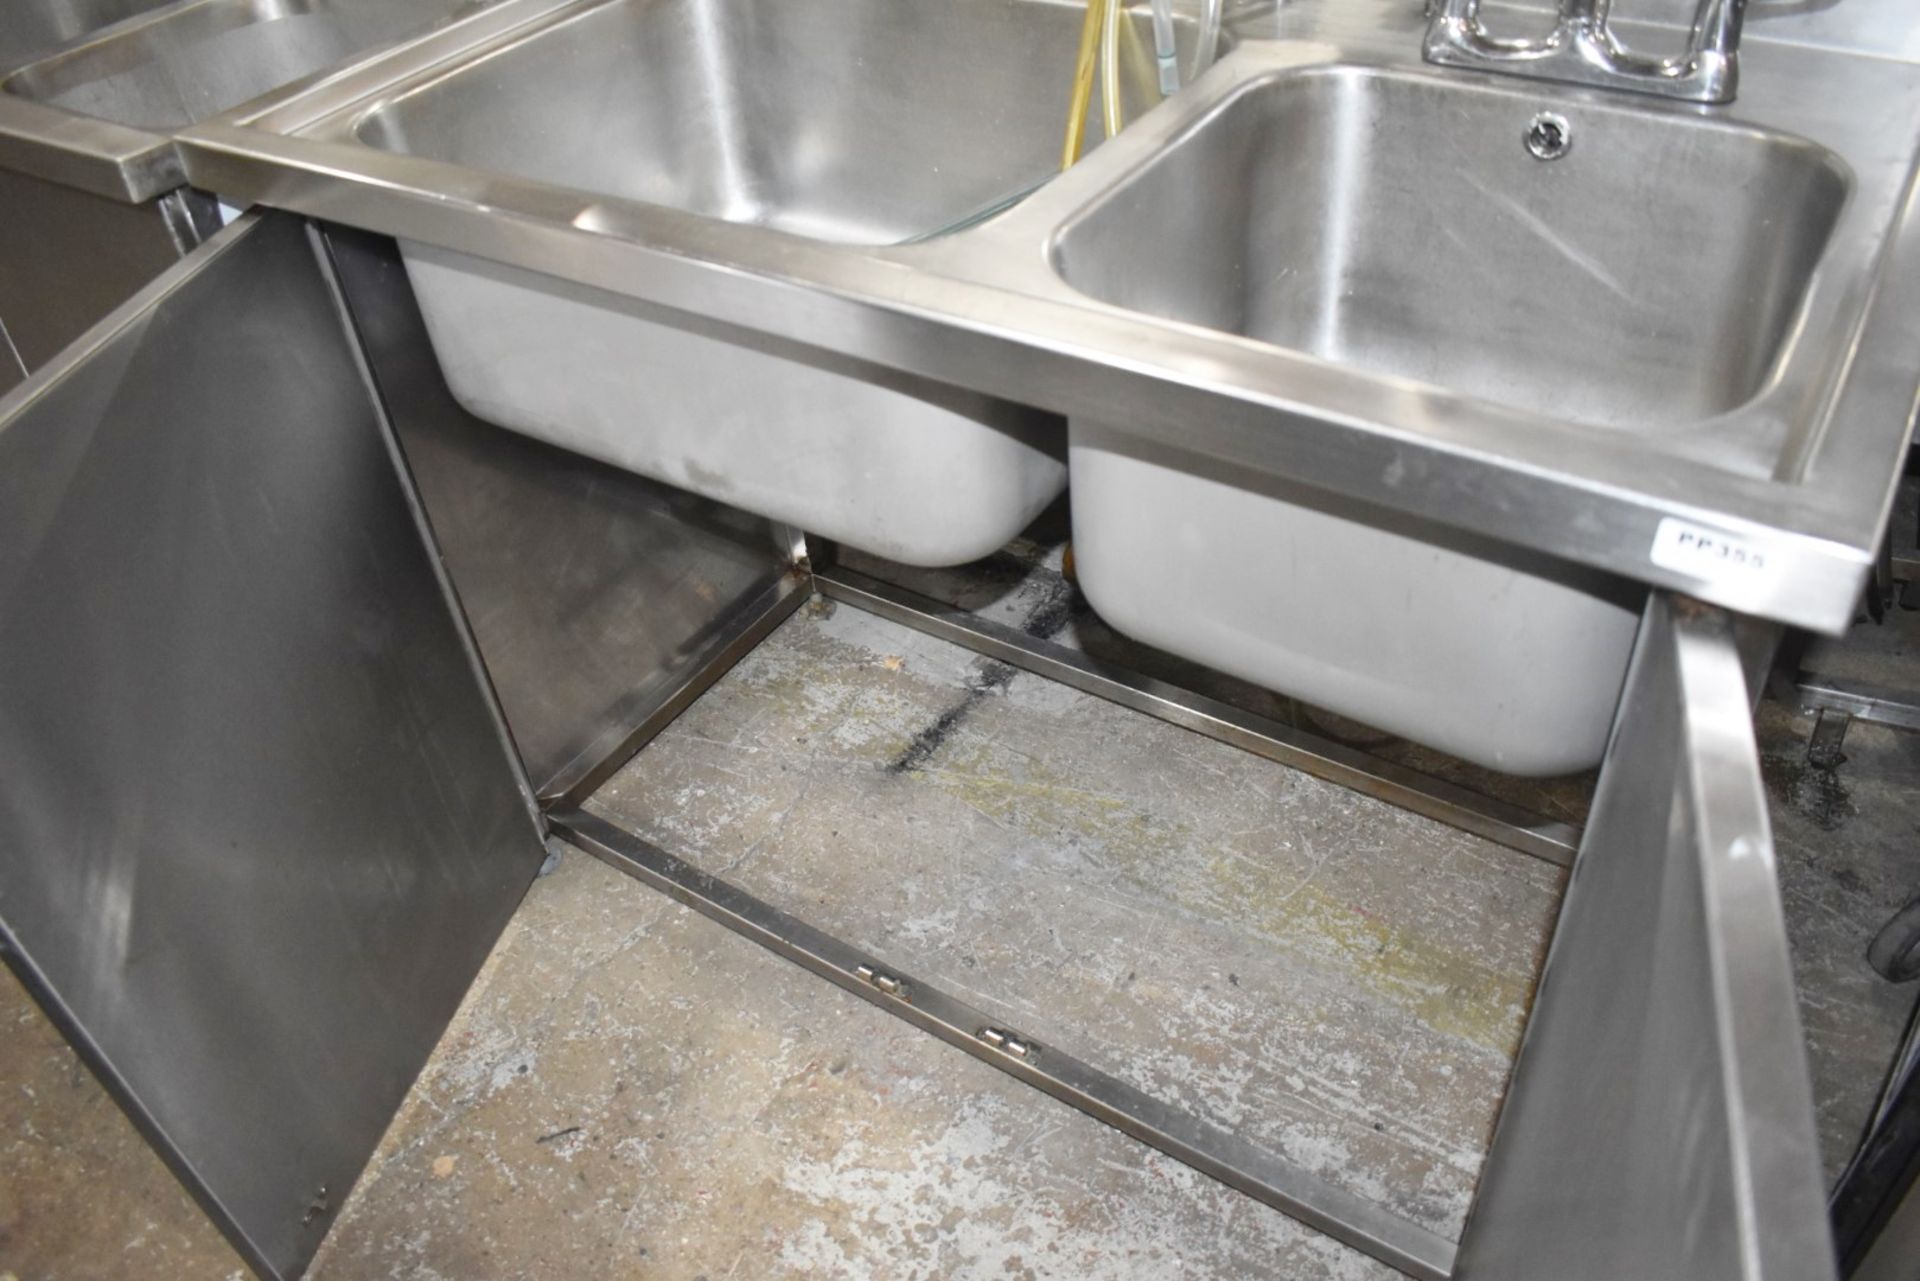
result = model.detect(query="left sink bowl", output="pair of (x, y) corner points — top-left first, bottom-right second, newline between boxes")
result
(354, 0), (1212, 245)
(339, 0), (1188, 564)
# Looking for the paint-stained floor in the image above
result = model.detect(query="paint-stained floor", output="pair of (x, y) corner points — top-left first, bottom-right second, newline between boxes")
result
(4, 555), (1917, 1279)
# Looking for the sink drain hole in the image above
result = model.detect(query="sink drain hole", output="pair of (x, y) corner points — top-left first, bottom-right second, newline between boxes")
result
(1525, 112), (1572, 160)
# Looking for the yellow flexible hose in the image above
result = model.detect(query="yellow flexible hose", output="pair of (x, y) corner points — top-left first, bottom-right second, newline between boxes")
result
(1061, 0), (1108, 170)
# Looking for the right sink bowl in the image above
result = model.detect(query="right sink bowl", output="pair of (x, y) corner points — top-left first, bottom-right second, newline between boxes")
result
(1053, 64), (1851, 433)
(1055, 65), (1851, 775)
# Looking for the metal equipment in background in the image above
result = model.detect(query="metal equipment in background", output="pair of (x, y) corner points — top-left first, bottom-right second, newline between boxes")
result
(1831, 1001), (1920, 1280)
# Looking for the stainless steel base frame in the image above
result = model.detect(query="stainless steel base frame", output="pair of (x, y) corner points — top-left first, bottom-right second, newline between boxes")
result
(812, 565), (1580, 867)
(549, 806), (1457, 1281)
(547, 581), (1829, 1281)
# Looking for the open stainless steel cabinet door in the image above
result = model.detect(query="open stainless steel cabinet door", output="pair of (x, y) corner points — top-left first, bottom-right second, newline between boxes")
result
(0, 212), (546, 1279)
(1456, 594), (1833, 1280)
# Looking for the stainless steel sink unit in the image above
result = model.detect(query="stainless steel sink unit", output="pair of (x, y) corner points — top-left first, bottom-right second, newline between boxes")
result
(153, 7), (1920, 1258)
(0, 0), (500, 386)
(20, 2), (1920, 1269)
(181, 0), (1920, 772)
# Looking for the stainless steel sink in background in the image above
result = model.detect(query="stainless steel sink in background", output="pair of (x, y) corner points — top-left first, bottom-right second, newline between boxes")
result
(0, 0), (182, 70)
(0, 0), (493, 199)
(4, 0), (491, 134)
(0, 0), (504, 392)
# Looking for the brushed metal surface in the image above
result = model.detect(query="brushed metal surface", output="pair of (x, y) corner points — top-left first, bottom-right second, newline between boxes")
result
(1064, 420), (1644, 775)
(395, 238), (1068, 567)
(1454, 594), (1833, 1280)
(0, 165), (217, 373)
(0, 211), (545, 1280)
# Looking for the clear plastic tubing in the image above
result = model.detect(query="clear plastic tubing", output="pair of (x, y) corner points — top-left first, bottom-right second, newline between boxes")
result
(1188, 0), (1223, 82)
(1100, 0), (1124, 140)
(1149, 0), (1180, 96)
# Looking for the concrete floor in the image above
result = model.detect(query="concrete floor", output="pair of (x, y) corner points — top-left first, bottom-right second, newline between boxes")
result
(3, 557), (1917, 1279)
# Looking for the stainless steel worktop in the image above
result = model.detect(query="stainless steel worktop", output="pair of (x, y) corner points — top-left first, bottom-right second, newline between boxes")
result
(177, 0), (1920, 634)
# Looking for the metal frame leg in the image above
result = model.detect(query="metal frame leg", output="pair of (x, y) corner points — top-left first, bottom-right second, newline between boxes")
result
(1809, 706), (1855, 769)
(529, 560), (1824, 1281)
(517, 555), (1580, 1279)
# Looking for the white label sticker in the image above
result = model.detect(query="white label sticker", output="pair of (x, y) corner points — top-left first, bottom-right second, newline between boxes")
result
(1649, 517), (1772, 582)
